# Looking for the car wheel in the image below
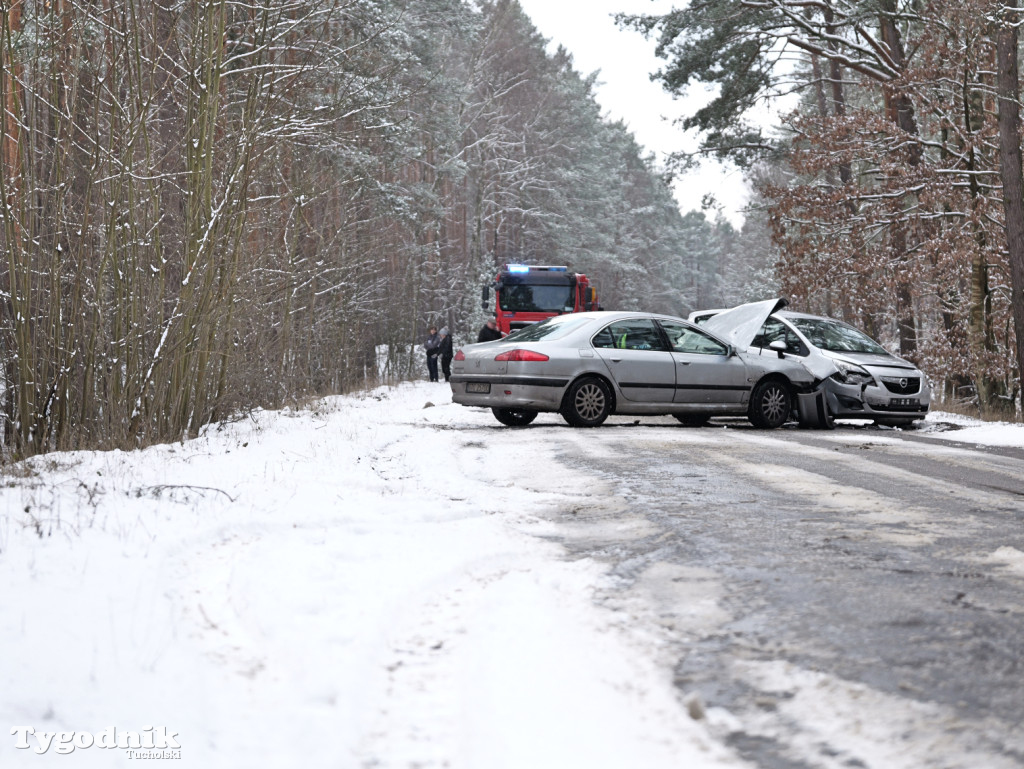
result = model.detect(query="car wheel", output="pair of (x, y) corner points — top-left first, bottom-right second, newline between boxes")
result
(560, 377), (612, 427)
(491, 407), (538, 427)
(673, 414), (710, 427)
(748, 379), (792, 429)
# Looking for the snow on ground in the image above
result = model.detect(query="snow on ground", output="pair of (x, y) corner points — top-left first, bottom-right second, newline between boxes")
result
(0, 383), (742, 769)
(1, 386), (1021, 768)
(917, 410), (1024, 447)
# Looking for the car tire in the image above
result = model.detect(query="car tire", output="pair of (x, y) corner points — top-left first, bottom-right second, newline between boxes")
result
(748, 379), (792, 429)
(491, 407), (538, 427)
(673, 414), (710, 427)
(560, 377), (612, 427)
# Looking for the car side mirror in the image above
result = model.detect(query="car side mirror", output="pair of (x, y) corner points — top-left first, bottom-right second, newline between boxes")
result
(481, 286), (490, 310)
(768, 340), (787, 358)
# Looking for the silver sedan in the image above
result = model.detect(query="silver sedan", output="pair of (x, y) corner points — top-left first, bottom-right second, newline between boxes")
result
(449, 310), (815, 428)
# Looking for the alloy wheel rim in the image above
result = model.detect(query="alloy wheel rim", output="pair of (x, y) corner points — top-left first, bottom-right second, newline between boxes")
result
(763, 387), (786, 422)
(575, 384), (605, 420)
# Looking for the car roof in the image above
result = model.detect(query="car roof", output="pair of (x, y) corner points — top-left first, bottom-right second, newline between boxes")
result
(547, 310), (733, 346)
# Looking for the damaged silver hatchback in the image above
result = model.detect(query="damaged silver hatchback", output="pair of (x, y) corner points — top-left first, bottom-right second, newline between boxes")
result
(701, 301), (931, 428)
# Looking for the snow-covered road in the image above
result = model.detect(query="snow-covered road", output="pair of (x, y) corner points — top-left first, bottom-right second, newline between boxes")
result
(1, 383), (745, 768)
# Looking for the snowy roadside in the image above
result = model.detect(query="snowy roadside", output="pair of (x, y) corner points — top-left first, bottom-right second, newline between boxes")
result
(916, 409), (1024, 447)
(0, 382), (747, 769)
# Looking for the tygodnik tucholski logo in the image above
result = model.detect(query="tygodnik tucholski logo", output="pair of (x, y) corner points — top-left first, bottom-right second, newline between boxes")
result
(11, 725), (181, 758)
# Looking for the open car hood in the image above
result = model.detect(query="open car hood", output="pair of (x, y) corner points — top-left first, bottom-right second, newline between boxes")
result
(701, 298), (789, 349)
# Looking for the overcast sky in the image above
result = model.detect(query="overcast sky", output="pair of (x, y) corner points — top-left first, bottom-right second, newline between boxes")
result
(514, 0), (751, 226)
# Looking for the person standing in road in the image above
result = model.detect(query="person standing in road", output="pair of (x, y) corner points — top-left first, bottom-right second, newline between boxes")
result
(424, 325), (441, 382)
(438, 327), (454, 382)
(477, 317), (502, 343)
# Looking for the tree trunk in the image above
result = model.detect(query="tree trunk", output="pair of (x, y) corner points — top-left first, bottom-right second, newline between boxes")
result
(824, 2), (852, 187)
(963, 49), (1010, 416)
(997, 14), (1024, 415)
(878, 1), (922, 166)
(878, 0), (918, 358)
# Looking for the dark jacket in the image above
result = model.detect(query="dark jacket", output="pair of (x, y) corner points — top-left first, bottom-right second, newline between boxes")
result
(477, 323), (502, 343)
(424, 332), (441, 357)
(439, 332), (453, 360)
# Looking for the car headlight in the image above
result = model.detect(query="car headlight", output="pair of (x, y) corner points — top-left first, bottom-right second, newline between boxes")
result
(831, 360), (874, 386)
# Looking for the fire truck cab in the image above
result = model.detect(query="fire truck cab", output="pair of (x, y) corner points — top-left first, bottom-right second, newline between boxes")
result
(481, 264), (600, 335)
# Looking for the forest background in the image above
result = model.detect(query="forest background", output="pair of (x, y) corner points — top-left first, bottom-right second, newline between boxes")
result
(0, 0), (1021, 458)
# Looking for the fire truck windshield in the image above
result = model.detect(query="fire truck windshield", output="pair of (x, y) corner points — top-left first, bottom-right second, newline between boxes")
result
(498, 283), (574, 313)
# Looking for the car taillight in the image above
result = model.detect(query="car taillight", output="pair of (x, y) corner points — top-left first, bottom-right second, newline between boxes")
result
(454, 349), (465, 361)
(494, 349), (549, 362)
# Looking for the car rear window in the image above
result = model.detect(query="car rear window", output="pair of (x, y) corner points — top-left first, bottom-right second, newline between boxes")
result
(503, 315), (592, 343)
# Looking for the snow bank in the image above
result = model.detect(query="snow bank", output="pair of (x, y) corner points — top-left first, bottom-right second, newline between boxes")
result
(920, 411), (1024, 447)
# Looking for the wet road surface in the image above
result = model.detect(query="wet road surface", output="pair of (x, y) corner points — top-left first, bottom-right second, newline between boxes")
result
(545, 418), (1024, 769)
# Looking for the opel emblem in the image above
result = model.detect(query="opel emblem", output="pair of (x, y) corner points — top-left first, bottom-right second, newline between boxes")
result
(899, 377), (907, 389)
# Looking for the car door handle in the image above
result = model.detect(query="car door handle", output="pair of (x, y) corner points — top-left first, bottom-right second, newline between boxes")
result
(609, 357), (622, 363)
(677, 360), (691, 365)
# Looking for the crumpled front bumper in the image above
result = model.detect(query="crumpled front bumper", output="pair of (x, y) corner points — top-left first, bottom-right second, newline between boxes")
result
(816, 377), (930, 420)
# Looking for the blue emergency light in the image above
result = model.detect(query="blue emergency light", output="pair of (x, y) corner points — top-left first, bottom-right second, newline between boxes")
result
(505, 264), (570, 273)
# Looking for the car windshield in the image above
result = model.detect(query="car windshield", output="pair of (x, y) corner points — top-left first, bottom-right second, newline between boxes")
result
(502, 315), (592, 343)
(788, 317), (889, 355)
(499, 283), (574, 313)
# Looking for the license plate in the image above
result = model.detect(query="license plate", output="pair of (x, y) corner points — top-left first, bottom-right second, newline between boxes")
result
(466, 382), (491, 394)
(890, 397), (919, 406)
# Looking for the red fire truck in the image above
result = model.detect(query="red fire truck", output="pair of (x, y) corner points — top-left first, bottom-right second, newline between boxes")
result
(481, 264), (600, 335)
